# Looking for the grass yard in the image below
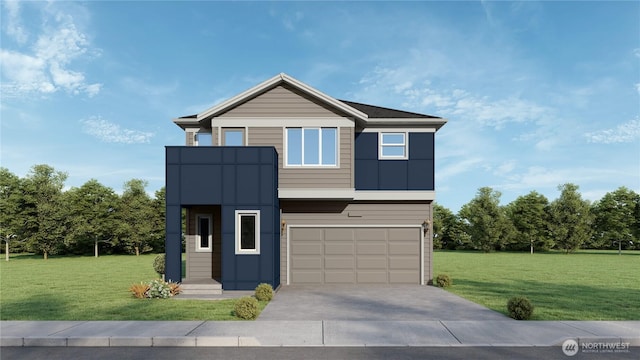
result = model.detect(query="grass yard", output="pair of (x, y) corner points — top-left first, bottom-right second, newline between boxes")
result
(433, 250), (640, 320)
(0, 254), (267, 320)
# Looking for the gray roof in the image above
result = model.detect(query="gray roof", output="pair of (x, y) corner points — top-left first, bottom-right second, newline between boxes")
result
(339, 100), (441, 119)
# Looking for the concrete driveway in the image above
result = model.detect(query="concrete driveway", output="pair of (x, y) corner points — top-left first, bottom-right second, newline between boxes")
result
(257, 285), (510, 321)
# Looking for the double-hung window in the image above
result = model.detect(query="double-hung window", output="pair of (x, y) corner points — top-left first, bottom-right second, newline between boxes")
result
(286, 127), (337, 166)
(235, 210), (260, 255)
(379, 132), (408, 159)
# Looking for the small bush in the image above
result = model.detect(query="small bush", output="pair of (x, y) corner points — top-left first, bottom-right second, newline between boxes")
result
(507, 296), (534, 320)
(147, 279), (172, 299)
(153, 254), (165, 276)
(234, 296), (259, 320)
(436, 274), (452, 288)
(168, 282), (182, 296)
(254, 283), (274, 302)
(129, 282), (150, 299)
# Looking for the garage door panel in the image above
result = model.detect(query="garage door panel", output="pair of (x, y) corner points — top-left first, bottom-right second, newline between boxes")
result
(291, 271), (323, 284)
(324, 228), (354, 241)
(290, 226), (420, 285)
(291, 228), (323, 241)
(357, 271), (388, 283)
(389, 256), (419, 270)
(325, 242), (354, 255)
(389, 271), (420, 283)
(325, 271), (355, 284)
(389, 242), (419, 255)
(354, 228), (387, 241)
(292, 243), (323, 255)
(291, 256), (322, 269)
(325, 257), (354, 269)
(357, 256), (387, 269)
(357, 242), (387, 255)
(388, 228), (420, 240)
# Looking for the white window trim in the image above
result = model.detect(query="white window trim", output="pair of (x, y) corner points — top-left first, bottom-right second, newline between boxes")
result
(218, 127), (248, 146)
(195, 214), (212, 252)
(284, 127), (339, 167)
(235, 210), (260, 255)
(379, 132), (408, 160)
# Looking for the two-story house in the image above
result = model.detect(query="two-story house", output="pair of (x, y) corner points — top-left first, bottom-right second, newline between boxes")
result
(165, 73), (446, 291)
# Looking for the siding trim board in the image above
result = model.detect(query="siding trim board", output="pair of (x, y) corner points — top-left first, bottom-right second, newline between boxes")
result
(287, 224), (425, 285)
(214, 117), (355, 128)
(277, 189), (435, 201)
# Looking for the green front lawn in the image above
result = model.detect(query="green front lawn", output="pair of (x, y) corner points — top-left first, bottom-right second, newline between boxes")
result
(0, 254), (266, 320)
(433, 250), (640, 320)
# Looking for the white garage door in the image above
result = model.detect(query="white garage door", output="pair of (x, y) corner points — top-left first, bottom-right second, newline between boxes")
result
(289, 226), (421, 284)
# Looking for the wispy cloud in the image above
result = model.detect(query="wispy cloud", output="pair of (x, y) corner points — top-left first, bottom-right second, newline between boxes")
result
(80, 116), (154, 144)
(584, 118), (640, 144)
(0, 2), (101, 98)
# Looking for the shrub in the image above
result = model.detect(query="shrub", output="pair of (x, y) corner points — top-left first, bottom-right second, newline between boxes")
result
(147, 279), (172, 299)
(168, 282), (182, 296)
(254, 283), (274, 302)
(234, 296), (259, 320)
(435, 274), (452, 288)
(153, 254), (165, 276)
(507, 296), (534, 320)
(129, 282), (150, 299)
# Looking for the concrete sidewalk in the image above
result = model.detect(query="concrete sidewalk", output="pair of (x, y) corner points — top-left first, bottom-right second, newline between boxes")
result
(1, 320), (639, 348)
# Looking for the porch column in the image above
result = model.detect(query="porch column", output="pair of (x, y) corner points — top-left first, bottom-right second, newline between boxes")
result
(165, 205), (182, 282)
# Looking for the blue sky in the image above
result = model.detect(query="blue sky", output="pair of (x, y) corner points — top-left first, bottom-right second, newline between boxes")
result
(1, 1), (638, 212)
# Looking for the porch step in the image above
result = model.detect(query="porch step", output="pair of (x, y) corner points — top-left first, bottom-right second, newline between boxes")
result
(179, 280), (223, 295)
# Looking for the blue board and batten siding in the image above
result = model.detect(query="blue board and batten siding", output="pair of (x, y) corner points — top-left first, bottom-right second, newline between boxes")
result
(165, 146), (280, 290)
(355, 132), (435, 190)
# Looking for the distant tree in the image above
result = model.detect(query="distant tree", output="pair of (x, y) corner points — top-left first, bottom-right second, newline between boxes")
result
(590, 187), (639, 250)
(149, 186), (166, 253)
(506, 191), (552, 253)
(433, 203), (472, 250)
(21, 165), (69, 259)
(0, 168), (23, 260)
(116, 179), (154, 256)
(459, 187), (512, 252)
(548, 183), (593, 253)
(65, 179), (118, 257)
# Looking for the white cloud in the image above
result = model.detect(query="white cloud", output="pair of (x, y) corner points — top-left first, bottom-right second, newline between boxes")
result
(3, 0), (28, 44)
(584, 118), (640, 144)
(81, 117), (154, 144)
(0, 2), (101, 98)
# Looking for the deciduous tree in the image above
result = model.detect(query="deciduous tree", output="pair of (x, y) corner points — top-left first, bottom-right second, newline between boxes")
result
(591, 187), (639, 250)
(506, 191), (552, 253)
(549, 183), (593, 253)
(459, 187), (513, 252)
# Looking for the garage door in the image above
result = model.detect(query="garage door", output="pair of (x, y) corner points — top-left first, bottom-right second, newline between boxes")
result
(289, 226), (421, 284)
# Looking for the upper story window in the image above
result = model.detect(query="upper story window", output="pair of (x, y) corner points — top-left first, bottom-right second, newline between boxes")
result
(222, 128), (245, 146)
(286, 127), (337, 167)
(379, 132), (408, 160)
(195, 131), (212, 146)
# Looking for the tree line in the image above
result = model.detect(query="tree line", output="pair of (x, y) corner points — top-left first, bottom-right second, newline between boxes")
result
(1, 165), (165, 259)
(434, 184), (640, 253)
(2, 165), (639, 258)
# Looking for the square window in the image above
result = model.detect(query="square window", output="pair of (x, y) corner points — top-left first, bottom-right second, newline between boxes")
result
(195, 132), (212, 146)
(223, 128), (244, 146)
(286, 127), (337, 166)
(379, 132), (408, 159)
(235, 210), (260, 254)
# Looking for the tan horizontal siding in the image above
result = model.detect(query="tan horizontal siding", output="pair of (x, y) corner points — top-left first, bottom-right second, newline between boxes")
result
(220, 85), (343, 118)
(280, 201), (432, 284)
(248, 127), (353, 189)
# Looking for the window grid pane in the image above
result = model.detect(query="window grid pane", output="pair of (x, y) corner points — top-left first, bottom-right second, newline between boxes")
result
(224, 130), (244, 146)
(321, 128), (337, 165)
(382, 133), (405, 145)
(287, 128), (302, 165)
(240, 215), (256, 250)
(303, 128), (320, 165)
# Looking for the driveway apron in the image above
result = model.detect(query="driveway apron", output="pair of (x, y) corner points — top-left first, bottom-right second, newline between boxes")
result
(257, 285), (509, 321)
